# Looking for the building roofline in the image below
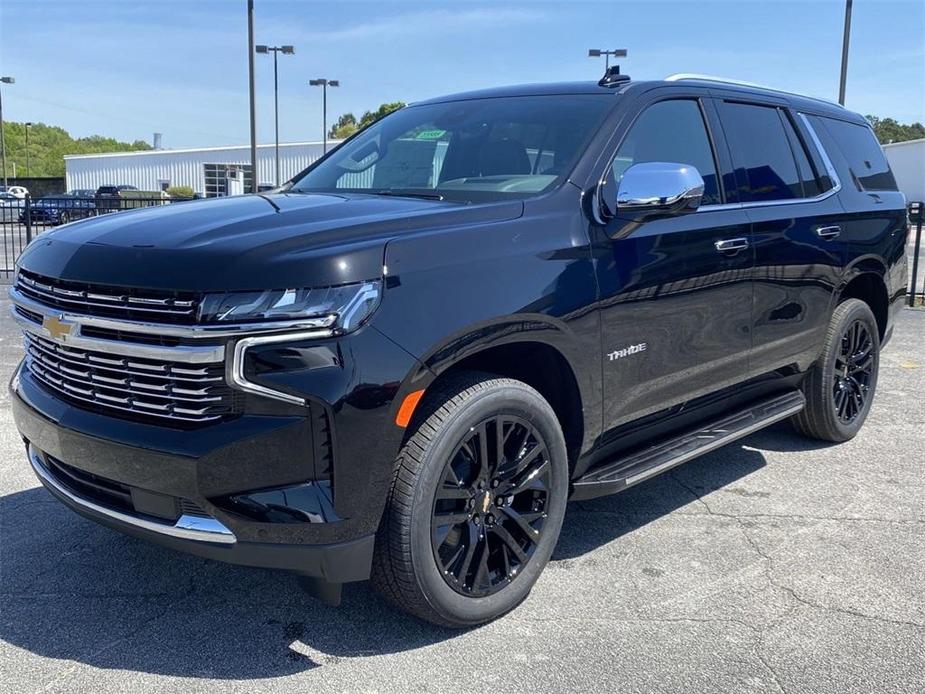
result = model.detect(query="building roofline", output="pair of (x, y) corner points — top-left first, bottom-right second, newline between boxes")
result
(881, 137), (925, 148)
(63, 140), (341, 160)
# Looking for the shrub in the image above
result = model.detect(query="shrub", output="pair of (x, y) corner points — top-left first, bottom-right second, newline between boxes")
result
(166, 185), (195, 199)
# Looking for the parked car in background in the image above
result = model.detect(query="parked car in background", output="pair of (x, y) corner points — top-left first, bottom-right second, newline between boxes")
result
(0, 185), (29, 199)
(19, 194), (96, 226)
(68, 189), (97, 199)
(94, 185), (168, 212)
(94, 185), (137, 212)
(0, 191), (24, 222)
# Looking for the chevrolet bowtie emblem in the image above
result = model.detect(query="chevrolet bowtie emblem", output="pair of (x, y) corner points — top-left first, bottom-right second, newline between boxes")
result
(43, 315), (74, 341)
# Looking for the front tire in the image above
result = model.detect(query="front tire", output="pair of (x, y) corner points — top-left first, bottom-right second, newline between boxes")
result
(372, 372), (569, 627)
(792, 298), (880, 442)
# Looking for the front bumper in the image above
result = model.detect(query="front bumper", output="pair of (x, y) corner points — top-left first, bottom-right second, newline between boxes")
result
(12, 373), (378, 582)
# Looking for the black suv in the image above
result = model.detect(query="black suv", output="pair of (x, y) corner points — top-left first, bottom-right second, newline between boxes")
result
(10, 73), (907, 626)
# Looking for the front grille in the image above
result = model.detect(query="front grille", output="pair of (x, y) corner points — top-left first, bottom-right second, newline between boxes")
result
(16, 269), (201, 324)
(23, 331), (236, 424)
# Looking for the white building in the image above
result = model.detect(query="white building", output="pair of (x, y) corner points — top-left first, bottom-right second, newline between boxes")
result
(883, 138), (925, 203)
(64, 141), (340, 197)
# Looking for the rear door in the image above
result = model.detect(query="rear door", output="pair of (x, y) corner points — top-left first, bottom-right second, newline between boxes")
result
(715, 97), (848, 375)
(595, 94), (755, 433)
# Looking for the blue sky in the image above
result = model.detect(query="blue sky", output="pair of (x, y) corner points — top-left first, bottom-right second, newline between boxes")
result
(2, 0), (923, 149)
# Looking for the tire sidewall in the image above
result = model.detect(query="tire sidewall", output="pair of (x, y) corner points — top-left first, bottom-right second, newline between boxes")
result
(821, 301), (880, 439)
(407, 383), (568, 626)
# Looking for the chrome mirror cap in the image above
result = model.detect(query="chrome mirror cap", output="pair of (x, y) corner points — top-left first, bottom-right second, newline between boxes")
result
(616, 162), (705, 216)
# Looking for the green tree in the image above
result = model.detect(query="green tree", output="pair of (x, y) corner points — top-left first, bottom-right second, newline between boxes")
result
(358, 101), (405, 129)
(329, 113), (358, 139)
(327, 102), (406, 140)
(1, 121), (151, 178)
(865, 115), (925, 144)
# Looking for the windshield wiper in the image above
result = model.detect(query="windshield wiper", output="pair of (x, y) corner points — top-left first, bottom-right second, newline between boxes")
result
(372, 189), (444, 201)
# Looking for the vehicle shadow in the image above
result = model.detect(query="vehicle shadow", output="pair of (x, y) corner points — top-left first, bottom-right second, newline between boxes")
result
(0, 422), (813, 680)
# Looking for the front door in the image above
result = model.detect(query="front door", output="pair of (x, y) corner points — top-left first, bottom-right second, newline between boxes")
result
(594, 97), (754, 433)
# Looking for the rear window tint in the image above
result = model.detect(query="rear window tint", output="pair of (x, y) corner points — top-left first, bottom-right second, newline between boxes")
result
(720, 102), (802, 202)
(817, 117), (896, 191)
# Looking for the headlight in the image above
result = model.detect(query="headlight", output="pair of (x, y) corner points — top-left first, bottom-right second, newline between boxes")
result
(199, 280), (380, 332)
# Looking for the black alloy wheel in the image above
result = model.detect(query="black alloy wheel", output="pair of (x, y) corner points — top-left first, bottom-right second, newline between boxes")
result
(833, 319), (874, 424)
(792, 298), (880, 442)
(372, 372), (568, 627)
(431, 415), (550, 597)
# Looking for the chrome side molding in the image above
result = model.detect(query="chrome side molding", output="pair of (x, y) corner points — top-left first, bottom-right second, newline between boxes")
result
(28, 445), (237, 545)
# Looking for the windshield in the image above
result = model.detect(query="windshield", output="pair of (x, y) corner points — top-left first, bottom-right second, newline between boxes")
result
(289, 95), (613, 202)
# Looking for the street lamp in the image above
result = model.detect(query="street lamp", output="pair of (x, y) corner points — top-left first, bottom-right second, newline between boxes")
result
(256, 44), (295, 187)
(588, 48), (628, 70)
(24, 122), (33, 178)
(0, 76), (14, 187)
(309, 78), (339, 155)
(838, 0), (853, 105)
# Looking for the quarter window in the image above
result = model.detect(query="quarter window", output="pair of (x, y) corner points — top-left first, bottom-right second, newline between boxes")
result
(720, 102), (803, 202)
(612, 100), (721, 205)
(816, 117), (896, 192)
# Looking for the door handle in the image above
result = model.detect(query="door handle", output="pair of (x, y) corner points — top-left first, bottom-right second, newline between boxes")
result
(714, 237), (749, 253)
(816, 225), (841, 240)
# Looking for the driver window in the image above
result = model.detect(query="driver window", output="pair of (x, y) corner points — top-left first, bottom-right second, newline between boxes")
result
(613, 100), (721, 205)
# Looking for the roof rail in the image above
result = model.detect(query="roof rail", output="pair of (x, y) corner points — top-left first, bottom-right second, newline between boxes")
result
(663, 73), (844, 109)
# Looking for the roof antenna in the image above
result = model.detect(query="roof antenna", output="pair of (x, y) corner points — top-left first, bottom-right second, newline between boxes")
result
(599, 65), (631, 87)
(589, 48), (630, 87)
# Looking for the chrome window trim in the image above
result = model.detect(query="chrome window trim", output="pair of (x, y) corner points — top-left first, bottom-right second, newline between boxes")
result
(228, 329), (334, 406)
(29, 445), (236, 545)
(696, 113), (842, 213)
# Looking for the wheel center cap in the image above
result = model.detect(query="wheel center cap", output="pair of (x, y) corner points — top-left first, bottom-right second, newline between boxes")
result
(481, 491), (492, 513)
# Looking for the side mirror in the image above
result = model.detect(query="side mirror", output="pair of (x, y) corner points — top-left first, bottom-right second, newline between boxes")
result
(611, 162), (705, 222)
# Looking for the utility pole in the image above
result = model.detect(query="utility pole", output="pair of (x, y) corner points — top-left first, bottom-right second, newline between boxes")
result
(309, 79), (339, 155)
(256, 44), (295, 187)
(838, 0), (853, 105)
(0, 76), (14, 187)
(247, 0), (258, 193)
(25, 122), (33, 177)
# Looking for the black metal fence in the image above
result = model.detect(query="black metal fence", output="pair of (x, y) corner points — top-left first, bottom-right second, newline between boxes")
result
(1, 195), (191, 280)
(909, 201), (924, 307)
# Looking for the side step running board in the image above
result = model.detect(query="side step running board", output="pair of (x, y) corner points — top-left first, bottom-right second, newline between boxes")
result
(571, 390), (805, 501)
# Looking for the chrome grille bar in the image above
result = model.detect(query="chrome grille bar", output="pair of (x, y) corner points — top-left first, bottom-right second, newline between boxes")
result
(23, 332), (234, 424)
(17, 270), (198, 321)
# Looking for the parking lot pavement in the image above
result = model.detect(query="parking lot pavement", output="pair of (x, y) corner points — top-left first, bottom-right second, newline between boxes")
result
(0, 303), (922, 694)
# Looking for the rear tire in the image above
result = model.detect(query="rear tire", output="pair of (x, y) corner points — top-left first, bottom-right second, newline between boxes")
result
(372, 371), (568, 627)
(792, 298), (880, 442)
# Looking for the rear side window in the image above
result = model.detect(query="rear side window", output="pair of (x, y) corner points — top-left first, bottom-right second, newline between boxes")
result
(720, 102), (802, 202)
(612, 99), (721, 205)
(816, 117), (897, 191)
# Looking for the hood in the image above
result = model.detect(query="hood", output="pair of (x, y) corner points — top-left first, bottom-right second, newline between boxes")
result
(17, 192), (523, 291)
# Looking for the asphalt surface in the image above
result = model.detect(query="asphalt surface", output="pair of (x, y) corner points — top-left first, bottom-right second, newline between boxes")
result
(0, 303), (923, 694)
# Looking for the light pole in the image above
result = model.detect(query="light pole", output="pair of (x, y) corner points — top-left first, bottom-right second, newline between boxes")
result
(309, 78), (339, 155)
(838, 0), (853, 105)
(588, 48), (627, 71)
(247, 0), (257, 193)
(24, 122), (33, 178)
(0, 76), (14, 187)
(256, 44), (295, 187)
